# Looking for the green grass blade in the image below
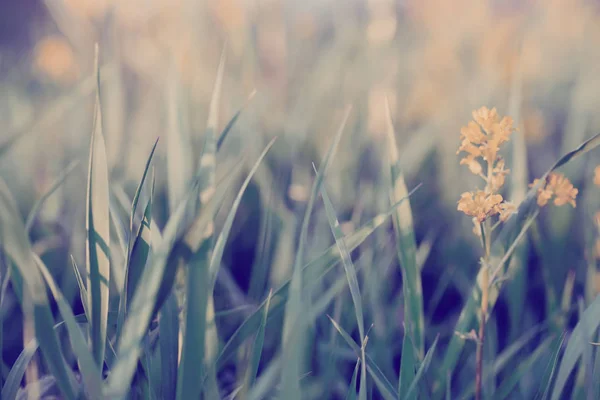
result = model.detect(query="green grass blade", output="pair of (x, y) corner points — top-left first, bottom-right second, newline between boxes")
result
(86, 45), (111, 368)
(25, 160), (79, 232)
(129, 138), (159, 234)
(551, 295), (600, 400)
(34, 254), (103, 398)
(214, 188), (419, 369)
(159, 293), (179, 399)
(399, 332), (417, 397)
(328, 316), (398, 400)
(320, 180), (365, 340)
(345, 359), (361, 400)
(385, 98), (424, 361)
(280, 106), (351, 400)
(0, 177), (77, 400)
(404, 335), (439, 400)
(535, 333), (566, 400)
(71, 255), (90, 320)
(175, 45), (226, 400)
(495, 336), (556, 399)
(245, 289), (273, 391)
(216, 90), (256, 151)
(209, 138), (276, 290)
(434, 133), (600, 398)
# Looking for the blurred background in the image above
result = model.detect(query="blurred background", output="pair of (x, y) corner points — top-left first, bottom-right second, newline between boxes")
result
(1, 0), (600, 397)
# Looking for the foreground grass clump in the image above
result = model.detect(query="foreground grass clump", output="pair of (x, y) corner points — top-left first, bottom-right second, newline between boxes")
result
(2, 48), (600, 400)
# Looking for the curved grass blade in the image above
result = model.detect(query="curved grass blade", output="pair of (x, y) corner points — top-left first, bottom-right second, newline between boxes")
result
(216, 90), (257, 151)
(244, 289), (273, 391)
(71, 255), (89, 320)
(0, 178), (77, 400)
(534, 332), (566, 400)
(403, 335), (439, 400)
(385, 98), (424, 361)
(319, 179), (367, 400)
(495, 336), (556, 399)
(434, 132), (600, 398)
(34, 254), (103, 398)
(346, 359), (361, 400)
(280, 106), (351, 400)
(25, 160), (80, 232)
(328, 316), (398, 400)
(85, 45), (111, 369)
(214, 186), (420, 370)
(551, 294), (600, 400)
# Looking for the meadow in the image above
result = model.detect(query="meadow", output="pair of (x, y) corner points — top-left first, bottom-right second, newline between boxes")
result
(1, 0), (600, 399)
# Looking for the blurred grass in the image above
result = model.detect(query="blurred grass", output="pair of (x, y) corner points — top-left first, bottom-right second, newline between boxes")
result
(1, 0), (600, 399)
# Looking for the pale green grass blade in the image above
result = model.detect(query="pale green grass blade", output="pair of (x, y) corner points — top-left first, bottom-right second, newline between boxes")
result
(551, 295), (600, 400)
(327, 316), (398, 400)
(214, 188), (419, 369)
(216, 90), (256, 151)
(399, 332), (417, 396)
(25, 160), (79, 232)
(86, 45), (111, 368)
(175, 45), (226, 400)
(346, 359), (361, 400)
(535, 333), (566, 400)
(71, 255), (89, 320)
(159, 293), (179, 399)
(245, 289), (273, 390)
(320, 180), (365, 340)
(435, 133), (600, 398)
(319, 180), (367, 400)
(129, 138), (159, 234)
(0, 178), (77, 400)
(2, 313), (93, 400)
(280, 106), (351, 400)
(34, 254), (103, 398)
(385, 98), (424, 361)
(209, 138), (276, 290)
(404, 335), (439, 400)
(495, 336), (556, 399)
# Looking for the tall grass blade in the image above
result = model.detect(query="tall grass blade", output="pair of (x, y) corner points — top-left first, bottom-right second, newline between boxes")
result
(244, 289), (273, 391)
(216, 90), (257, 151)
(25, 160), (79, 232)
(175, 45), (226, 400)
(535, 333), (566, 400)
(85, 45), (111, 369)
(34, 254), (103, 398)
(0, 177), (77, 400)
(71, 255), (89, 320)
(346, 359), (361, 400)
(403, 335), (439, 400)
(280, 106), (351, 400)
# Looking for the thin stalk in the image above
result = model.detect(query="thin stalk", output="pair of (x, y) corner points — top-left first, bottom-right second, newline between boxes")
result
(475, 220), (491, 400)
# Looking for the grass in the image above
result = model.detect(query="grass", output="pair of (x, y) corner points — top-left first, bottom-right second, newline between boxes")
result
(2, 2), (600, 399)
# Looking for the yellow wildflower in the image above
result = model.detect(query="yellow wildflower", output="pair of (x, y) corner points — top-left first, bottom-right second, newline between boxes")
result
(499, 202), (517, 222)
(530, 173), (578, 208)
(457, 191), (504, 223)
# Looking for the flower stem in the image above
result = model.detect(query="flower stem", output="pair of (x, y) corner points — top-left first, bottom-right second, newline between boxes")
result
(475, 221), (491, 400)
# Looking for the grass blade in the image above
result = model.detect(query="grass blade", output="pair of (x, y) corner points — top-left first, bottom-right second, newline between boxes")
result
(0, 177), (77, 400)
(34, 254), (103, 398)
(535, 333), (566, 400)
(216, 90), (256, 151)
(71, 255), (89, 320)
(245, 289), (273, 390)
(25, 160), (79, 232)
(328, 316), (398, 400)
(86, 45), (111, 368)
(175, 44), (226, 400)
(346, 359), (361, 400)
(280, 106), (351, 400)
(404, 335), (439, 400)
(159, 293), (179, 399)
(551, 294), (600, 400)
